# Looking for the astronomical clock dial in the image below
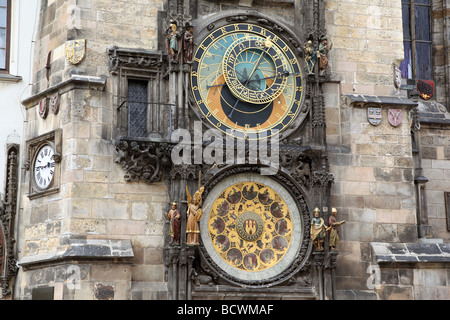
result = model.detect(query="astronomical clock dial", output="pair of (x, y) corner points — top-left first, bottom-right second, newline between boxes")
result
(191, 23), (304, 140)
(33, 144), (56, 190)
(200, 173), (304, 285)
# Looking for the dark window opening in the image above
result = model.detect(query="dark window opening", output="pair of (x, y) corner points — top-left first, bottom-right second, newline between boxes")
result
(399, 0), (432, 80)
(127, 79), (149, 138)
(32, 287), (55, 300)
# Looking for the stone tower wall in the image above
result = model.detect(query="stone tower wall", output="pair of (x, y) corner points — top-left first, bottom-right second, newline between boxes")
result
(18, 0), (169, 300)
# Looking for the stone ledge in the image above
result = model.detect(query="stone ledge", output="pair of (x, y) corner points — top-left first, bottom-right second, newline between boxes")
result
(19, 239), (134, 270)
(417, 101), (450, 126)
(192, 285), (316, 300)
(0, 73), (22, 82)
(335, 290), (379, 300)
(343, 94), (418, 109)
(370, 242), (450, 265)
(21, 74), (106, 108)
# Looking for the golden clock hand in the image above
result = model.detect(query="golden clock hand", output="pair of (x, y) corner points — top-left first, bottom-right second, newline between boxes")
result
(236, 69), (261, 91)
(228, 48), (270, 118)
(207, 70), (262, 91)
(207, 70), (296, 89)
(243, 37), (271, 87)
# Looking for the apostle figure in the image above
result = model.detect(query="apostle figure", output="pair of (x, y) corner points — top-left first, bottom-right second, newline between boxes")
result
(183, 24), (194, 64)
(186, 185), (205, 245)
(317, 36), (333, 75)
(328, 207), (345, 250)
(310, 207), (327, 251)
(165, 202), (181, 245)
(166, 19), (181, 63)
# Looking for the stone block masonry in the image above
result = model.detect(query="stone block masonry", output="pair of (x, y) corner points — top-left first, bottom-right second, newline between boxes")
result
(327, 95), (418, 293)
(326, 0), (404, 96)
(18, 0), (169, 300)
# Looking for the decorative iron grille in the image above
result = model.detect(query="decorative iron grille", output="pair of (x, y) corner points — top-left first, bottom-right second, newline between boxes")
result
(127, 79), (148, 138)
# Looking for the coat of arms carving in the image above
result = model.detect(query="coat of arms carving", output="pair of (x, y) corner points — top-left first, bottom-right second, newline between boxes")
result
(65, 39), (86, 65)
(39, 98), (48, 119)
(367, 107), (382, 126)
(49, 93), (60, 114)
(417, 79), (434, 100)
(388, 109), (402, 127)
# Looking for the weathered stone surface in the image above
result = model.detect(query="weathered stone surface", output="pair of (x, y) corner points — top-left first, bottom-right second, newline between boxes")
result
(94, 283), (115, 300)
(19, 239), (134, 269)
(371, 242), (450, 264)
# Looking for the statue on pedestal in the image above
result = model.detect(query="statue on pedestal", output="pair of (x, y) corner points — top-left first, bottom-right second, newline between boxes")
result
(317, 36), (333, 75)
(186, 185), (205, 246)
(166, 202), (181, 245)
(328, 207), (345, 250)
(310, 207), (328, 251)
(166, 19), (181, 63)
(304, 40), (316, 76)
(183, 24), (194, 64)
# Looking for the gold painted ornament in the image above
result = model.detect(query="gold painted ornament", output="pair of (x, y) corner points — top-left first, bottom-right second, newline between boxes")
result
(208, 181), (293, 272)
(65, 39), (86, 65)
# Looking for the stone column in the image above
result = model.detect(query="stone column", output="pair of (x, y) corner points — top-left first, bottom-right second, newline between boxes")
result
(312, 251), (325, 300)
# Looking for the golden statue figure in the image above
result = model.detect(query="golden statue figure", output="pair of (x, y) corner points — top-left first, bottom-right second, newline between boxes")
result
(186, 184), (205, 246)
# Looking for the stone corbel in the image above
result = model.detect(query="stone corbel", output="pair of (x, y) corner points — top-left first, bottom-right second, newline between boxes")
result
(114, 137), (173, 184)
(312, 169), (334, 187)
(107, 46), (165, 74)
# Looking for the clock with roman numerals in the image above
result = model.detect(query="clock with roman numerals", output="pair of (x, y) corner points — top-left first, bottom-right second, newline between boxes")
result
(26, 129), (62, 199)
(191, 22), (305, 140)
(33, 144), (56, 190)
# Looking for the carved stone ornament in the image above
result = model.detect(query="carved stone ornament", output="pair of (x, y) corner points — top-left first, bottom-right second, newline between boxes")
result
(312, 169), (335, 187)
(107, 46), (165, 74)
(65, 39), (86, 65)
(367, 106), (382, 126)
(0, 144), (20, 297)
(38, 98), (48, 119)
(388, 109), (402, 127)
(49, 93), (59, 115)
(114, 137), (172, 184)
(393, 64), (401, 90)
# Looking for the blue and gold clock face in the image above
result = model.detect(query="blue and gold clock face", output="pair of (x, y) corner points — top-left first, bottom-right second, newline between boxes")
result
(191, 23), (304, 140)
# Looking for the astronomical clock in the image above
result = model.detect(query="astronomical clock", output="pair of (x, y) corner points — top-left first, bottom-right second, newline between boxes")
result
(190, 22), (306, 140)
(199, 172), (311, 287)
(160, 2), (334, 300)
(182, 10), (329, 295)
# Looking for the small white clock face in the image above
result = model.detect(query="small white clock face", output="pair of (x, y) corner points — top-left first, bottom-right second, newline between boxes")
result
(33, 145), (55, 190)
